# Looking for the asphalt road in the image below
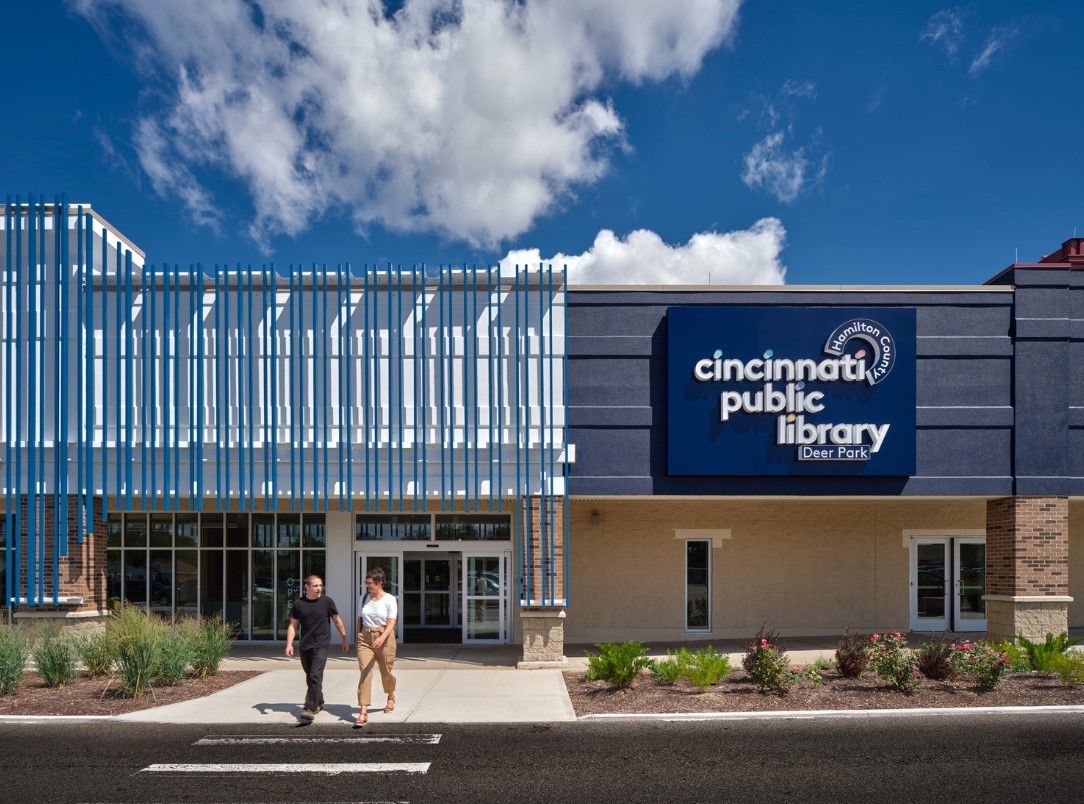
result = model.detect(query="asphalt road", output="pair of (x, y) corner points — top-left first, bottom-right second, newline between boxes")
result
(1, 713), (1082, 803)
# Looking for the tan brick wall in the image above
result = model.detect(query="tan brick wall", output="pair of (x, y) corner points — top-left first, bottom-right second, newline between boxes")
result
(518, 496), (565, 605)
(565, 498), (986, 644)
(2, 496), (108, 613)
(1068, 500), (1083, 628)
(985, 497), (1068, 596)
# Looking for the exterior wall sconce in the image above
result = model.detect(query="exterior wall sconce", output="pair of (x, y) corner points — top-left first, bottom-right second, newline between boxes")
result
(590, 509), (599, 526)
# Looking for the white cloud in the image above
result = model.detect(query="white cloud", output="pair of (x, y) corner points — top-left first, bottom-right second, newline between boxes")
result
(921, 8), (966, 59)
(741, 131), (827, 204)
(500, 219), (787, 285)
(969, 27), (1017, 76)
(73, 0), (743, 249)
(134, 118), (222, 232)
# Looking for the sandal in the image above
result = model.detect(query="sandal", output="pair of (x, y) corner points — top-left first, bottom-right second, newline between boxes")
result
(352, 713), (368, 728)
(385, 696), (396, 713)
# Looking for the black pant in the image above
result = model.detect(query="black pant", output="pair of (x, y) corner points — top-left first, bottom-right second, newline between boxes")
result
(299, 646), (328, 711)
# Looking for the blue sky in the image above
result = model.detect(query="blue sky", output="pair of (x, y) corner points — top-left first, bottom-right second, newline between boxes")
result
(3, 1), (1081, 285)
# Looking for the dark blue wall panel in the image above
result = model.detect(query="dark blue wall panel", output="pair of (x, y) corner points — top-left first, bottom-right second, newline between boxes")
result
(567, 287), (1032, 497)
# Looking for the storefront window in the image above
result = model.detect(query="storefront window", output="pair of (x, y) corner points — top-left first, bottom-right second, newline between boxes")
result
(104, 511), (325, 639)
(686, 540), (710, 632)
(356, 514), (431, 541)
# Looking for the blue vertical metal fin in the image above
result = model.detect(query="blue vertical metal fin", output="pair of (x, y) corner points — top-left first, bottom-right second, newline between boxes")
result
(412, 265), (418, 512)
(420, 265), (427, 512)
(496, 265), (503, 513)
(363, 265), (370, 510)
(513, 268), (522, 604)
(386, 265), (393, 512)
(539, 266), (548, 605)
(547, 266), (555, 604)
(470, 267), (477, 512)
(125, 249), (133, 510)
(114, 245), (121, 513)
(214, 265), (222, 509)
(99, 205), (108, 521)
(74, 205), (85, 540)
(345, 262), (353, 511)
(337, 262), (344, 510)
(397, 265), (404, 510)
(28, 197), (38, 604)
(289, 264), (297, 510)
(197, 263), (205, 510)
(487, 266), (494, 512)
(323, 265), (330, 511)
(561, 266), (569, 605)
(438, 267), (446, 511)
(174, 263), (180, 510)
(246, 265), (255, 511)
(4, 198), (13, 603)
(84, 207), (94, 531)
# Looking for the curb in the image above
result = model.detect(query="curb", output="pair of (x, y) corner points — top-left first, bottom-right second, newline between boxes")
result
(579, 704), (1084, 722)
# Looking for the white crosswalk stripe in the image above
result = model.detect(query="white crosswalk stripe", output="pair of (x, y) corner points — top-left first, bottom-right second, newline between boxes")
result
(141, 762), (430, 775)
(195, 734), (441, 745)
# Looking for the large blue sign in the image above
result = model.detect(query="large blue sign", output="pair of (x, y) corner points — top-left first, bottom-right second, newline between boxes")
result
(667, 307), (916, 476)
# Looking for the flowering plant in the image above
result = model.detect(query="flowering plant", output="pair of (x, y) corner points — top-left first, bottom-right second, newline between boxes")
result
(868, 630), (921, 693)
(951, 640), (1012, 690)
(746, 639), (797, 695)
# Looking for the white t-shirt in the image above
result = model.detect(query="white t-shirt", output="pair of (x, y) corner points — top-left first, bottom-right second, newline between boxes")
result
(358, 593), (398, 628)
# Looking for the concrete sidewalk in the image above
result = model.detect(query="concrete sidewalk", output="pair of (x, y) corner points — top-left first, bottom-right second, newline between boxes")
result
(113, 637), (847, 725)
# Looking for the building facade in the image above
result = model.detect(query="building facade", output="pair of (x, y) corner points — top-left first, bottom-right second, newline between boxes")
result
(1, 198), (1080, 660)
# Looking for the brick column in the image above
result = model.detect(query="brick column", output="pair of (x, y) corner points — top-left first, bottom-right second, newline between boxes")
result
(518, 495), (567, 668)
(985, 497), (1072, 640)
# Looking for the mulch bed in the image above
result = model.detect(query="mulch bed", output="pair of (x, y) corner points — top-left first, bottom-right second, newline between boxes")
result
(0, 671), (262, 717)
(564, 669), (1084, 716)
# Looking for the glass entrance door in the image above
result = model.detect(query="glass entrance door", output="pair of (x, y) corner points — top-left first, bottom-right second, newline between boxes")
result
(953, 538), (987, 632)
(462, 553), (509, 644)
(402, 556), (459, 641)
(356, 552), (402, 644)
(909, 538), (986, 632)
(911, 539), (950, 632)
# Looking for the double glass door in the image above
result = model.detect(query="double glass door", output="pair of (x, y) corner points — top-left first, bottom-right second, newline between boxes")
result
(910, 538), (986, 632)
(355, 549), (509, 644)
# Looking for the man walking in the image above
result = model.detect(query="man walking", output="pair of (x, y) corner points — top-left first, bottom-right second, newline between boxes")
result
(286, 574), (349, 720)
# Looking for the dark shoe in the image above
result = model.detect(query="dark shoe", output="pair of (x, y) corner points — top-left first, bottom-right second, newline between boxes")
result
(299, 708), (315, 721)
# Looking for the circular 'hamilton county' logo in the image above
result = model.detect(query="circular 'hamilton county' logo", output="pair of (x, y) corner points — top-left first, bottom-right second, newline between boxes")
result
(823, 318), (896, 385)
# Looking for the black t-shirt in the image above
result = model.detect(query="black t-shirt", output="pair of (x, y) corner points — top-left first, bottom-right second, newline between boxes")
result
(288, 595), (339, 650)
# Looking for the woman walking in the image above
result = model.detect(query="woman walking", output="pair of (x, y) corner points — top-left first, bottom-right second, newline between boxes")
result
(354, 566), (398, 727)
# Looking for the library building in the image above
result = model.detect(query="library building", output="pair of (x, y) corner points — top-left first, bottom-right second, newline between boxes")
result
(1, 199), (1081, 665)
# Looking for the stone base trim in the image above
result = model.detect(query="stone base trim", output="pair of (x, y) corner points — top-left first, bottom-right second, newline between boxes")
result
(517, 659), (569, 670)
(985, 598), (1070, 642)
(521, 608), (566, 668)
(984, 595), (1074, 603)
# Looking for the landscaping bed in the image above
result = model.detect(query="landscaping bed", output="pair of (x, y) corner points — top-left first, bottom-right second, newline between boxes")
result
(564, 669), (1084, 716)
(0, 670), (261, 717)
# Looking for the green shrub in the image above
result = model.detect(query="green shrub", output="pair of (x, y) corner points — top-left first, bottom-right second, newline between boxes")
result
(992, 640), (1030, 673)
(584, 641), (652, 689)
(107, 607), (165, 698)
(0, 625), (30, 695)
(1050, 651), (1084, 687)
(746, 639), (797, 695)
(804, 656), (832, 686)
(685, 647), (731, 691)
(869, 631), (921, 693)
(650, 648), (692, 686)
(32, 631), (78, 688)
(153, 632), (192, 686)
(75, 632), (116, 678)
(742, 625), (786, 675)
(835, 628), (869, 678)
(179, 617), (234, 679)
(1017, 632), (1082, 674)
(952, 639), (1012, 691)
(917, 634), (956, 681)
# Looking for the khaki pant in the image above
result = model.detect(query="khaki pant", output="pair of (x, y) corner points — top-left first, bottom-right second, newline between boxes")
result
(356, 627), (397, 707)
